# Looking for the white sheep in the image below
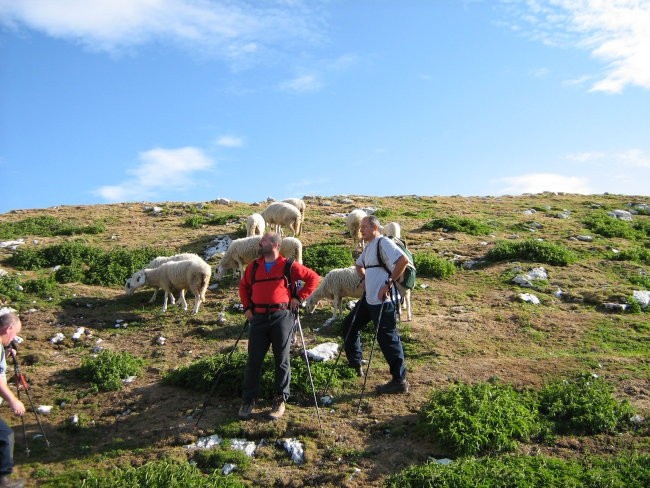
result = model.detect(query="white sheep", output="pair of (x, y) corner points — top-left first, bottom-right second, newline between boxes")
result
(125, 259), (211, 314)
(139, 253), (204, 304)
(261, 202), (302, 236)
(346, 209), (367, 249)
(246, 213), (266, 237)
(214, 235), (303, 280)
(304, 267), (364, 318)
(282, 198), (306, 225)
(380, 222), (401, 239)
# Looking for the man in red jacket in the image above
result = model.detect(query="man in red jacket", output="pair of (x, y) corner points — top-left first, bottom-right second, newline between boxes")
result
(238, 232), (319, 420)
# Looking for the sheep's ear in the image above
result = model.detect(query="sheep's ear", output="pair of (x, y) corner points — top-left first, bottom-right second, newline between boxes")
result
(136, 273), (146, 286)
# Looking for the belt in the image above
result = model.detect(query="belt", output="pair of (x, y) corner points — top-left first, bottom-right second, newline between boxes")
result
(252, 303), (289, 314)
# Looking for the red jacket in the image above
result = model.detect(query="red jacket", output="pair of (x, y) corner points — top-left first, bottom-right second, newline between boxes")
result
(239, 256), (319, 312)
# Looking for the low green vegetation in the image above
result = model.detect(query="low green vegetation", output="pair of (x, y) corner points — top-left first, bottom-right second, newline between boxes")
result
(538, 373), (635, 434)
(183, 213), (240, 228)
(79, 350), (145, 392)
(610, 247), (650, 265)
(413, 252), (456, 279)
(163, 350), (355, 401)
(386, 453), (650, 488)
(0, 215), (105, 239)
(485, 239), (577, 266)
(6, 241), (166, 286)
(40, 459), (245, 488)
(303, 243), (354, 275)
(192, 443), (252, 474)
(419, 380), (541, 456)
(583, 212), (640, 239)
(422, 216), (493, 235)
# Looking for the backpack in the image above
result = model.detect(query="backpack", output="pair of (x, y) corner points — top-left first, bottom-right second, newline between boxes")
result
(250, 258), (297, 297)
(376, 236), (416, 290)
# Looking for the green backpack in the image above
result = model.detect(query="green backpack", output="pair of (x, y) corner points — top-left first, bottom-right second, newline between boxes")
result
(376, 236), (417, 290)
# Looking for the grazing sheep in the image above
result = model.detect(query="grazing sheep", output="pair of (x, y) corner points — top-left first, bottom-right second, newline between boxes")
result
(304, 267), (364, 318)
(346, 209), (367, 249)
(261, 202), (302, 236)
(215, 235), (304, 280)
(246, 213), (266, 237)
(380, 222), (401, 239)
(282, 198), (306, 226)
(140, 253), (204, 304)
(125, 258), (212, 314)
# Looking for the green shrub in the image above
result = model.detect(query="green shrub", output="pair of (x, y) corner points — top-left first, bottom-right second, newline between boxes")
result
(422, 217), (492, 235)
(413, 253), (456, 279)
(485, 239), (577, 266)
(419, 381), (541, 456)
(610, 247), (650, 265)
(0, 215), (105, 239)
(537, 373), (635, 434)
(373, 209), (393, 219)
(632, 218), (650, 237)
(583, 212), (639, 239)
(163, 350), (355, 401)
(22, 276), (59, 298)
(386, 453), (650, 488)
(54, 262), (86, 283)
(184, 215), (204, 228)
(42, 459), (245, 488)
(303, 243), (354, 275)
(79, 350), (144, 392)
(192, 444), (252, 474)
(0, 274), (24, 302)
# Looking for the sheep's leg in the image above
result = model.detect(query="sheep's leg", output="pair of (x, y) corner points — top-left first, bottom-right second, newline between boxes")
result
(192, 291), (202, 314)
(332, 295), (340, 318)
(177, 290), (188, 310)
(162, 291), (170, 312)
(149, 289), (158, 303)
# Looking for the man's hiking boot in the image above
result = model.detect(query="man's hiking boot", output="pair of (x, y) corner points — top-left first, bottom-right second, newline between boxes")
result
(353, 364), (365, 377)
(238, 400), (255, 420)
(0, 476), (25, 488)
(376, 378), (409, 395)
(268, 396), (285, 420)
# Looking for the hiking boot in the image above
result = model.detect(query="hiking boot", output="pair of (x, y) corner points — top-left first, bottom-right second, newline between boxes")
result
(268, 396), (286, 420)
(376, 378), (409, 395)
(238, 400), (255, 420)
(353, 364), (365, 377)
(0, 476), (25, 488)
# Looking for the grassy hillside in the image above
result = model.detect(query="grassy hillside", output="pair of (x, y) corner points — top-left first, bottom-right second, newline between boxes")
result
(0, 193), (648, 487)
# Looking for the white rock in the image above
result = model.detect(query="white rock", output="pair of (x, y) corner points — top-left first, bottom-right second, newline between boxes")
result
(306, 342), (339, 362)
(156, 336), (166, 345)
(519, 293), (540, 305)
(230, 438), (257, 457)
(36, 405), (53, 414)
(608, 209), (633, 221)
(603, 302), (627, 312)
(222, 463), (236, 475)
(630, 414), (645, 424)
(320, 395), (333, 406)
(71, 327), (85, 341)
(632, 290), (650, 308)
(50, 332), (65, 344)
(70, 414), (79, 425)
(576, 235), (593, 242)
(122, 376), (136, 384)
(184, 434), (223, 450)
(279, 438), (305, 464)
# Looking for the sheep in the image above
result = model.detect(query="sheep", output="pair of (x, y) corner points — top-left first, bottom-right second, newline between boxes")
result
(139, 253), (204, 304)
(380, 221), (401, 239)
(246, 213), (266, 237)
(303, 266), (412, 321)
(282, 198), (306, 225)
(214, 235), (304, 280)
(304, 267), (364, 318)
(125, 258), (212, 314)
(346, 209), (367, 249)
(261, 202), (302, 236)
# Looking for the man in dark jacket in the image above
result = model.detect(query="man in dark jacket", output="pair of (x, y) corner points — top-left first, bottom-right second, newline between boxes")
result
(238, 232), (319, 420)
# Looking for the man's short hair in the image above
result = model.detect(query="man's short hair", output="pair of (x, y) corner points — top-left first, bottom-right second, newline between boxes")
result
(364, 215), (381, 229)
(0, 313), (18, 331)
(264, 232), (282, 247)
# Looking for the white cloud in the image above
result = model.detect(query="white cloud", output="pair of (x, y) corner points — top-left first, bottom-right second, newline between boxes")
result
(530, 67), (550, 77)
(94, 146), (214, 202)
(493, 173), (592, 194)
(0, 0), (325, 61)
(567, 148), (650, 168)
(501, 0), (650, 93)
(216, 135), (244, 148)
(280, 74), (323, 93)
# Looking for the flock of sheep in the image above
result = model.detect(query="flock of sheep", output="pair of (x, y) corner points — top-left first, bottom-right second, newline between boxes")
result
(123, 199), (411, 320)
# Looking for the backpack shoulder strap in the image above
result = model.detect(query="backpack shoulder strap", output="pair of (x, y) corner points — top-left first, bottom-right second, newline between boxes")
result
(375, 236), (391, 276)
(283, 257), (296, 297)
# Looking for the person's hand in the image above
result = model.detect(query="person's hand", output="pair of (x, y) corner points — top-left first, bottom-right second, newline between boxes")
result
(9, 398), (25, 416)
(290, 298), (301, 312)
(244, 309), (253, 321)
(378, 282), (391, 301)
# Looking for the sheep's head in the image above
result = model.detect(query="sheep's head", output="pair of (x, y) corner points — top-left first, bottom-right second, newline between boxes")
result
(304, 295), (318, 314)
(215, 265), (225, 281)
(124, 270), (146, 295)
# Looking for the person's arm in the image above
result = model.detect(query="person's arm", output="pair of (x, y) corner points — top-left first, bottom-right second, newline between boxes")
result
(239, 263), (254, 321)
(378, 254), (408, 301)
(292, 264), (320, 310)
(0, 374), (25, 416)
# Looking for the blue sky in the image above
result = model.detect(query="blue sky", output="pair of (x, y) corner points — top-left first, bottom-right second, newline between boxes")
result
(1, 0), (649, 214)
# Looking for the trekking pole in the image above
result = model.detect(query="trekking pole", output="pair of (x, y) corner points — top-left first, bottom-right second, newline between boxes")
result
(355, 301), (386, 415)
(8, 346), (50, 450)
(293, 311), (323, 432)
(194, 318), (249, 427)
(320, 295), (364, 399)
